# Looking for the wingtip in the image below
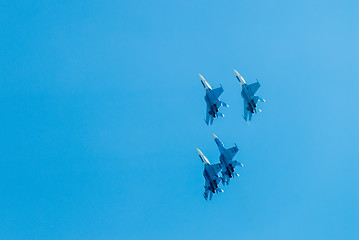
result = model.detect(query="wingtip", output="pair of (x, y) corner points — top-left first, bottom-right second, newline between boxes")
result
(196, 148), (203, 156)
(212, 133), (218, 139)
(233, 69), (246, 85)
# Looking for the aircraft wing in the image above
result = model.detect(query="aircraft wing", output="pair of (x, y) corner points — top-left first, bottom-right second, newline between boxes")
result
(209, 163), (222, 175)
(226, 145), (239, 160)
(212, 86), (224, 99)
(248, 81), (260, 95)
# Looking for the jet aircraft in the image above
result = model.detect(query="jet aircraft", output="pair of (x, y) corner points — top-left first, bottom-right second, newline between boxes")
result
(233, 69), (265, 121)
(196, 148), (223, 200)
(199, 74), (228, 125)
(212, 134), (243, 185)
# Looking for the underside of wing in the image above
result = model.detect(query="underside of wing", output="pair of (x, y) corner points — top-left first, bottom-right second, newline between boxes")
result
(248, 82), (260, 95)
(225, 146), (239, 159)
(211, 163), (222, 175)
(212, 86), (224, 99)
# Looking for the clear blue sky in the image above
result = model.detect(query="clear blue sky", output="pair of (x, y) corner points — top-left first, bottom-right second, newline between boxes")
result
(1, 0), (358, 239)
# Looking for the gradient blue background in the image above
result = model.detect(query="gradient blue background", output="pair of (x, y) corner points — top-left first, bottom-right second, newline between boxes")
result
(1, 0), (358, 239)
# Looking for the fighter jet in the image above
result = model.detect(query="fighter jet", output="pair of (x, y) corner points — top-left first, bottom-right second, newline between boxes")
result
(212, 134), (243, 185)
(233, 69), (265, 121)
(199, 74), (229, 125)
(196, 148), (224, 200)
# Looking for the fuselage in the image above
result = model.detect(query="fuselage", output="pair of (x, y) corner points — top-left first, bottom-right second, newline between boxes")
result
(203, 167), (219, 193)
(204, 93), (220, 117)
(241, 85), (256, 113)
(224, 165), (234, 178)
(220, 155), (235, 178)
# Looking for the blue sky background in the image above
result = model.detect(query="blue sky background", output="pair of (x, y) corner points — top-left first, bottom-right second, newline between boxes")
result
(1, 0), (358, 239)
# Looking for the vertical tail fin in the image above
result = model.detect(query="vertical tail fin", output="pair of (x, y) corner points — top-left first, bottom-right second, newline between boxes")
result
(209, 191), (213, 200)
(203, 189), (209, 200)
